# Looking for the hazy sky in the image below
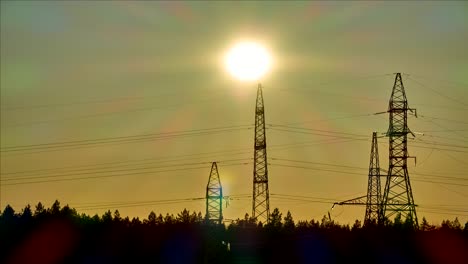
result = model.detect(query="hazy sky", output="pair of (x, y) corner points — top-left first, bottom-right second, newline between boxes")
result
(1, 1), (467, 224)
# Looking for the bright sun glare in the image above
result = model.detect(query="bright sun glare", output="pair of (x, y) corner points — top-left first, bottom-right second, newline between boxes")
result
(225, 42), (271, 81)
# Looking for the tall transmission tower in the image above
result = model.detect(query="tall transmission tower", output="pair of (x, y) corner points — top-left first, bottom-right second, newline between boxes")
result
(381, 72), (418, 226)
(252, 83), (270, 224)
(332, 132), (382, 225)
(206, 162), (223, 224)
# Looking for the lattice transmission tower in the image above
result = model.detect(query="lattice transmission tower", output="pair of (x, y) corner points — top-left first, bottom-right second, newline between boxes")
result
(381, 72), (418, 226)
(252, 83), (270, 224)
(365, 131), (381, 224)
(206, 162), (223, 224)
(332, 132), (382, 225)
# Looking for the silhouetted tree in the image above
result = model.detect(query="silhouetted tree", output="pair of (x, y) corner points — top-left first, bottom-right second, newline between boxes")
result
(1, 205), (16, 223)
(321, 214), (334, 229)
(102, 210), (112, 223)
(352, 219), (362, 230)
(441, 217), (462, 231)
(420, 217), (435, 231)
(50, 200), (61, 215)
(236, 213), (257, 228)
(189, 211), (199, 223)
(267, 208), (282, 229)
(452, 217), (462, 230)
(61, 204), (77, 219)
(283, 211), (295, 230)
(113, 210), (122, 223)
(296, 220), (308, 230)
(403, 215), (416, 230)
(20, 204), (33, 222)
(393, 213), (402, 228)
(164, 213), (175, 224)
(122, 216), (131, 227)
(34, 202), (45, 217)
(131, 217), (141, 226)
(177, 209), (191, 224)
(309, 219), (320, 229)
(156, 213), (164, 225)
(197, 212), (203, 223)
(92, 214), (100, 223)
(145, 211), (157, 226)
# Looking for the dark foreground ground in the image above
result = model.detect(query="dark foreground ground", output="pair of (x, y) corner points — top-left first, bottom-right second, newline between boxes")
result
(1, 204), (467, 264)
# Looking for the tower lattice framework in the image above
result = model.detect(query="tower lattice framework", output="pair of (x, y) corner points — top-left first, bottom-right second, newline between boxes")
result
(332, 132), (382, 225)
(252, 83), (270, 224)
(381, 73), (418, 226)
(206, 162), (223, 224)
(365, 132), (381, 224)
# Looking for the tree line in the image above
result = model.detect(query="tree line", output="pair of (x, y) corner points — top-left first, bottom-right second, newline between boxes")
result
(1, 201), (467, 263)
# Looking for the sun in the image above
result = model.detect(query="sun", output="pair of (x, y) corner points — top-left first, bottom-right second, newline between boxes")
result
(225, 42), (272, 81)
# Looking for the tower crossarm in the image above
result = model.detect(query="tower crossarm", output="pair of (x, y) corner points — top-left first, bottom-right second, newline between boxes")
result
(333, 195), (367, 208)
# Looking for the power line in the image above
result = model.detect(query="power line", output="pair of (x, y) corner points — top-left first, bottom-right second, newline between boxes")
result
(269, 163), (363, 176)
(1, 158), (252, 182)
(3, 137), (360, 176)
(267, 127), (368, 141)
(1, 125), (252, 150)
(1, 125), (252, 155)
(267, 123), (369, 138)
(408, 73), (468, 89)
(406, 75), (467, 107)
(411, 140), (468, 150)
(1, 162), (251, 186)
(270, 157), (368, 170)
(418, 114), (468, 126)
(2, 89), (232, 127)
(273, 113), (377, 127)
(269, 163), (468, 187)
(1, 95), (153, 111)
(271, 157), (467, 182)
(2, 138), (359, 177)
(75, 197), (206, 211)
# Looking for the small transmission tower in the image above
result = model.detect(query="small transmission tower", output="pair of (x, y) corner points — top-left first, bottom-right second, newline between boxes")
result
(381, 73), (418, 226)
(206, 162), (223, 224)
(252, 83), (270, 224)
(365, 132), (381, 224)
(332, 132), (382, 225)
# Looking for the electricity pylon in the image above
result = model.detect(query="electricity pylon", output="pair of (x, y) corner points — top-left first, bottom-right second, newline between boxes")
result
(381, 72), (418, 226)
(365, 132), (381, 224)
(332, 132), (382, 225)
(206, 162), (223, 224)
(252, 83), (270, 224)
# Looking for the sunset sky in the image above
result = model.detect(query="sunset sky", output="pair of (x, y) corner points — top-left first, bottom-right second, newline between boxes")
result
(1, 1), (467, 225)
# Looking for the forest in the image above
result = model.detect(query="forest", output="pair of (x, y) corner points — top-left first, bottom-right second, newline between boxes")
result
(1, 201), (467, 264)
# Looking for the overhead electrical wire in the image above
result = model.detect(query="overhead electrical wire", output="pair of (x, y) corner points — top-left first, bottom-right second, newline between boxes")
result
(267, 123), (369, 138)
(1, 86), (231, 111)
(1, 158), (252, 182)
(1, 138), (359, 177)
(0, 125), (253, 154)
(268, 163), (468, 187)
(406, 75), (467, 107)
(272, 113), (376, 127)
(1, 162), (251, 186)
(3, 88), (233, 127)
